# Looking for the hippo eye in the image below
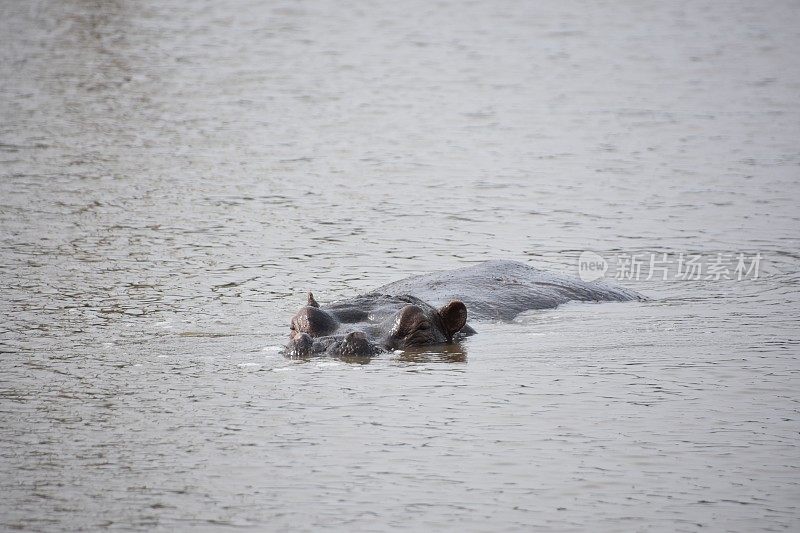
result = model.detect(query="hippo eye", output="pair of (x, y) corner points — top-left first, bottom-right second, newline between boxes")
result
(417, 323), (429, 331)
(290, 323), (295, 331)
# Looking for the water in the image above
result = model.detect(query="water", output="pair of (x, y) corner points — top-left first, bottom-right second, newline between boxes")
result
(1, 0), (799, 530)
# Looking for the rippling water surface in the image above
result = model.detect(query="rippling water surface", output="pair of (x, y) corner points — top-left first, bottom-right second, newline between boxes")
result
(1, 0), (799, 530)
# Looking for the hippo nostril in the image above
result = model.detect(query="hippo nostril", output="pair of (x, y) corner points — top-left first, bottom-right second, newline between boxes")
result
(289, 332), (313, 356)
(334, 330), (379, 357)
(345, 331), (367, 342)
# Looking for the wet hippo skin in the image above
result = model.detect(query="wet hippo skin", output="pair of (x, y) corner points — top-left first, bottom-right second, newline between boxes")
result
(285, 260), (645, 358)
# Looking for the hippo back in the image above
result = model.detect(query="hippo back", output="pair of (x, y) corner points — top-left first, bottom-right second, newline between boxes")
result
(371, 259), (645, 321)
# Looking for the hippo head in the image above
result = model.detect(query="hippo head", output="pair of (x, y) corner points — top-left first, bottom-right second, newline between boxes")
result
(285, 292), (468, 358)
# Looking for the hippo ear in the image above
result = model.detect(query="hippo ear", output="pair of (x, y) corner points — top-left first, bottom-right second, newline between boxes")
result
(439, 300), (467, 340)
(307, 292), (320, 308)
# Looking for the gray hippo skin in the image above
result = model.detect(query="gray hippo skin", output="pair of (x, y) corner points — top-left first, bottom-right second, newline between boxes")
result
(285, 260), (644, 358)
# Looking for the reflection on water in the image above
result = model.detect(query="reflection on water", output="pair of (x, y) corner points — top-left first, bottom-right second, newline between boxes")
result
(285, 343), (468, 365)
(392, 344), (468, 365)
(1, 0), (799, 531)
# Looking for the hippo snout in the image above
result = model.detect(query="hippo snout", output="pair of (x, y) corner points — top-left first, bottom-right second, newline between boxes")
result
(332, 331), (382, 357)
(286, 332), (314, 357)
(285, 330), (383, 358)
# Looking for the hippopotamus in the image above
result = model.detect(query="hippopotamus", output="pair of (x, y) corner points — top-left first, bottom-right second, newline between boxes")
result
(285, 259), (644, 358)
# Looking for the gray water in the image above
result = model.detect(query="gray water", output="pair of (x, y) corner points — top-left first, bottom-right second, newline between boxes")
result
(1, 0), (799, 531)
